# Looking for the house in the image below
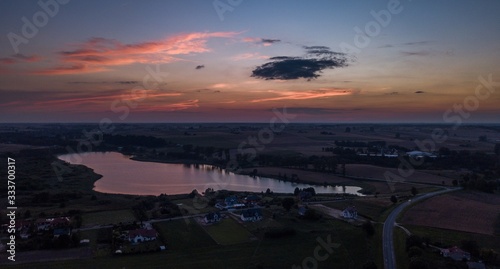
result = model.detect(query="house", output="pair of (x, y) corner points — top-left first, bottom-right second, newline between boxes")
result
(467, 262), (486, 269)
(15, 220), (33, 232)
(298, 206), (308, 216)
(204, 212), (221, 224)
(225, 196), (239, 206)
(51, 217), (71, 228)
(216, 196), (245, 210)
(406, 151), (436, 158)
(441, 246), (471, 261)
(240, 208), (263, 222)
(35, 218), (52, 231)
(128, 228), (157, 244)
(53, 227), (71, 238)
(36, 217), (71, 231)
(342, 206), (358, 219)
(245, 195), (261, 205)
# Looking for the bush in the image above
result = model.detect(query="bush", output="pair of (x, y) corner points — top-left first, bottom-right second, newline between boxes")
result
(264, 228), (296, 239)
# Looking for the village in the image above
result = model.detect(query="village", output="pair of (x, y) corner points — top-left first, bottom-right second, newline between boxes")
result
(1, 186), (484, 268)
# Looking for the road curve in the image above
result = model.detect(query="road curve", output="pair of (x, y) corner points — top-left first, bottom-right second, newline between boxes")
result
(382, 188), (461, 269)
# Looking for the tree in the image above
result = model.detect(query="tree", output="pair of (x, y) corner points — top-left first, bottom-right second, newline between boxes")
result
(282, 198), (295, 212)
(452, 179), (458, 186)
(411, 187), (418, 196)
(294, 187), (300, 196)
(390, 195), (397, 204)
(188, 189), (198, 198)
(495, 143), (500, 156)
(408, 246), (423, 258)
(362, 261), (377, 269)
(345, 127), (351, 133)
(24, 210), (31, 219)
(362, 221), (375, 237)
(408, 258), (429, 269)
(461, 240), (479, 257)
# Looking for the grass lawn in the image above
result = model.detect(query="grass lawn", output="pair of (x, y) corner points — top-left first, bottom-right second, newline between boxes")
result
(76, 227), (113, 257)
(82, 209), (136, 226)
(204, 218), (254, 245)
(394, 228), (409, 269)
(323, 198), (395, 222)
(173, 198), (215, 215)
(153, 219), (216, 251)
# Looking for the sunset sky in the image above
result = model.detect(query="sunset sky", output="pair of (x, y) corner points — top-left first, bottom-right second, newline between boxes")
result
(1, 0), (499, 123)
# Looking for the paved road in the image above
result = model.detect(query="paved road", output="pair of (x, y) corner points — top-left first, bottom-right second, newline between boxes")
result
(382, 187), (460, 269)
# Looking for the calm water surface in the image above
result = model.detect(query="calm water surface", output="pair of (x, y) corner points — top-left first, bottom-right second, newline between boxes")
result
(58, 152), (363, 195)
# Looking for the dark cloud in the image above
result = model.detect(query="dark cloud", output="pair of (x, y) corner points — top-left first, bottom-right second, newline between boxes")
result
(284, 107), (343, 115)
(195, 65), (205, 70)
(261, 38), (281, 45)
(379, 41), (430, 49)
(403, 41), (430, 46)
(401, 51), (430, 57)
(68, 81), (138, 84)
(414, 90), (425, 94)
(116, 81), (138, 84)
(251, 46), (349, 80)
(379, 44), (394, 48)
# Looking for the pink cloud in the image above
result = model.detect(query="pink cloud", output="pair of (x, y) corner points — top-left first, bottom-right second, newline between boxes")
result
(250, 88), (355, 103)
(0, 54), (41, 65)
(136, 99), (199, 112)
(35, 31), (240, 75)
(232, 52), (269, 61)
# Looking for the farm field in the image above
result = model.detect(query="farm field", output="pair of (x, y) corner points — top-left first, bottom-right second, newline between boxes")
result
(405, 225), (500, 253)
(245, 166), (438, 195)
(81, 210), (136, 226)
(203, 218), (255, 245)
(4, 218), (381, 269)
(345, 164), (454, 185)
(400, 191), (500, 235)
(322, 197), (395, 222)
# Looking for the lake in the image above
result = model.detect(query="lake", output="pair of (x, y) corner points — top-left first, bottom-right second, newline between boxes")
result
(58, 152), (363, 196)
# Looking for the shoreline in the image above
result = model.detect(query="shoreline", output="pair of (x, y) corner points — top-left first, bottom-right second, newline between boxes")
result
(57, 151), (365, 196)
(130, 155), (366, 195)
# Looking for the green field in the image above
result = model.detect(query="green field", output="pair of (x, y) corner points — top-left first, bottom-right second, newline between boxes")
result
(394, 228), (410, 269)
(153, 219), (216, 251)
(204, 218), (254, 245)
(406, 225), (500, 252)
(82, 209), (136, 226)
(7, 217), (382, 269)
(323, 198), (395, 222)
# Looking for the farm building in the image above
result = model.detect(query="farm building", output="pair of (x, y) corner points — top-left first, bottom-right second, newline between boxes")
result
(441, 246), (471, 261)
(204, 212), (222, 224)
(128, 228), (158, 244)
(342, 206), (358, 219)
(240, 208), (263, 222)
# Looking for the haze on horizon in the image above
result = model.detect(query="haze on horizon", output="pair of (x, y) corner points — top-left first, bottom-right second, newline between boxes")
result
(0, 0), (499, 123)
